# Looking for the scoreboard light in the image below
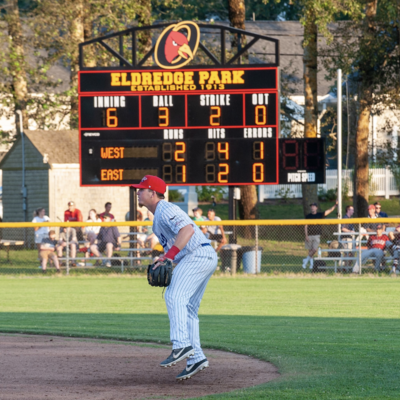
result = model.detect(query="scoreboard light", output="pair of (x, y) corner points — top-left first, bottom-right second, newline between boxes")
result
(79, 67), (325, 186)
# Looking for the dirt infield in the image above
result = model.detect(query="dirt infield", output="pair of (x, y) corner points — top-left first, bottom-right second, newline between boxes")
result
(0, 334), (279, 400)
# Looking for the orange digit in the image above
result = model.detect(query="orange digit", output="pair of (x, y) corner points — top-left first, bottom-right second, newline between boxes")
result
(253, 141), (264, 160)
(176, 165), (186, 183)
(218, 163), (229, 183)
(217, 142), (229, 160)
(159, 107), (169, 126)
(255, 105), (267, 125)
(210, 106), (221, 126)
(253, 163), (264, 182)
(174, 142), (186, 162)
(106, 108), (118, 127)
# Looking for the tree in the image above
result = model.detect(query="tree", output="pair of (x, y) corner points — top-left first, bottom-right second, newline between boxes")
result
(31, 0), (145, 128)
(227, 0), (258, 232)
(301, 3), (319, 216)
(296, 0), (360, 216)
(322, 0), (399, 217)
(0, 0), (29, 135)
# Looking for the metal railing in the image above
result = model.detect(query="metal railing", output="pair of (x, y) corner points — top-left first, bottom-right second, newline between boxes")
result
(0, 218), (398, 275)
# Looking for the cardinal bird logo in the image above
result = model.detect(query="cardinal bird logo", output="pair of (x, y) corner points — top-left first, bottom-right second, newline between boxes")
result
(155, 21), (200, 69)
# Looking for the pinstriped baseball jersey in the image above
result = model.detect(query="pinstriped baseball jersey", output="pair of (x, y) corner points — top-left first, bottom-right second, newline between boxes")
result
(152, 200), (211, 263)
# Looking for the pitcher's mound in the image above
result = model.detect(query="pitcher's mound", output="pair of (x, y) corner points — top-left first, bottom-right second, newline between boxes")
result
(0, 334), (279, 399)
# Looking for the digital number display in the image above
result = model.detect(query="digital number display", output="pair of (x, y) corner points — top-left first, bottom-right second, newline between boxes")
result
(79, 67), (325, 186)
(278, 139), (325, 184)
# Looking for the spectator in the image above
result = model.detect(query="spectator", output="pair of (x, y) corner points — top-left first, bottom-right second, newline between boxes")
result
(388, 226), (400, 274)
(64, 201), (83, 222)
(374, 202), (388, 218)
(85, 209), (102, 246)
(90, 215), (121, 267)
(204, 209), (227, 252)
(124, 210), (142, 221)
(32, 208), (50, 261)
(303, 201), (338, 270)
(136, 210), (147, 245)
(64, 201), (84, 241)
(341, 205), (355, 265)
(40, 230), (61, 273)
(99, 202), (115, 221)
(192, 207), (204, 221)
(139, 211), (160, 249)
(365, 204), (379, 232)
(193, 207), (208, 236)
(57, 227), (78, 266)
(353, 224), (390, 273)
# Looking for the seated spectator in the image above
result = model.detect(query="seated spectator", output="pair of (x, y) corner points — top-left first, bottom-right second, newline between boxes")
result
(364, 205), (379, 233)
(136, 210), (147, 245)
(138, 211), (159, 249)
(64, 201), (84, 241)
(204, 209), (227, 251)
(32, 207), (50, 261)
(90, 215), (121, 267)
(192, 207), (204, 221)
(85, 209), (102, 245)
(193, 207), (208, 236)
(57, 227), (78, 266)
(374, 202), (388, 218)
(99, 202), (115, 221)
(353, 224), (390, 273)
(341, 205), (355, 265)
(388, 226), (400, 274)
(40, 230), (61, 273)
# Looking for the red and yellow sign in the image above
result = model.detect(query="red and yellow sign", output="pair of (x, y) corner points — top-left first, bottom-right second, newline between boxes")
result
(154, 21), (200, 70)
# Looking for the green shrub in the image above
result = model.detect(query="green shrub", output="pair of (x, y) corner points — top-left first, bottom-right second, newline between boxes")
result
(195, 186), (226, 202)
(169, 190), (184, 202)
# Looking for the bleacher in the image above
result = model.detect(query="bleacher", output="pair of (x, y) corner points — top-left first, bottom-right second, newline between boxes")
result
(314, 227), (397, 273)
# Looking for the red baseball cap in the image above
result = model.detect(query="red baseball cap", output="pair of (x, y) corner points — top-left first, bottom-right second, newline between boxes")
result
(368, 205), (376, 210)
(130, 175), (166, 194)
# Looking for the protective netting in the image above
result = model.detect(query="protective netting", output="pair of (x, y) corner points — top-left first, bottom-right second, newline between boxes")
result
(0, 219), (398, 275)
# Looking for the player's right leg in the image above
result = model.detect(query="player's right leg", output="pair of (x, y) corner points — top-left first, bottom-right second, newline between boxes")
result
(162, 246), (217, 367)
(185, 246), (217, 363)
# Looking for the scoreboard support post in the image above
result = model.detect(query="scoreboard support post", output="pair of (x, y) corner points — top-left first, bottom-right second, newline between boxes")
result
(129, 186), (137, 265)
(228, 186), (238, 244)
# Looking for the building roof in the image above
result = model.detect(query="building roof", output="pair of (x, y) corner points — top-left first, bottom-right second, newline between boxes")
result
(25, 130), (79, 165)
(0, 130), (79, 169)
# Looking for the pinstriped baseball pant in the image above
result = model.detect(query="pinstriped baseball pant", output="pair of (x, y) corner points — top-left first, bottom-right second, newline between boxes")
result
(164, 245), (217, 365)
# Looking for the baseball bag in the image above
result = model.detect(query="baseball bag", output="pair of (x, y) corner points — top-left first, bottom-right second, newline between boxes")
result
(147, 259), (173, 287)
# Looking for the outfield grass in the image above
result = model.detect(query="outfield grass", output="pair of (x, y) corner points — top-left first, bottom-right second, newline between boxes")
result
(0, 276), (399, 399)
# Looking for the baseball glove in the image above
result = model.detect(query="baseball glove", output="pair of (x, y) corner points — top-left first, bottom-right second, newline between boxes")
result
(147, 259), (173, 287)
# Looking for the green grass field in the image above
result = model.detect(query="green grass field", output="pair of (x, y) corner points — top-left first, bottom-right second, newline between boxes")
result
(1, 275), (399, 399)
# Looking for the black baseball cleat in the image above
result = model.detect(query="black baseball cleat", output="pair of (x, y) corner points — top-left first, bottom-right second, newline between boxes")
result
(176, 358), (209, 380)
(160, 346), (195, 368)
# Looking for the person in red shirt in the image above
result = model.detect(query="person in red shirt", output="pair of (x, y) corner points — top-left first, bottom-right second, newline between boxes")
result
(64, 201), (83, 222)
(98, 202), (115, 221)
(64, 201), (84, 242)
(353, 224), (389, 273)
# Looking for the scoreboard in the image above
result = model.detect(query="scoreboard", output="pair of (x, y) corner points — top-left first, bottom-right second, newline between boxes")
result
(78, 67), (325, 186)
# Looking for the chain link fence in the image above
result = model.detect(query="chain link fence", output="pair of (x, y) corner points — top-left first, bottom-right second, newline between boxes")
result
(0, 219), (399, 275)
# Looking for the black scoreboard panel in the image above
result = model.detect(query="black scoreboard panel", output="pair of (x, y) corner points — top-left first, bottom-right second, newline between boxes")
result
(79, 67), (325, 186)
(278, 138), (325, 184)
